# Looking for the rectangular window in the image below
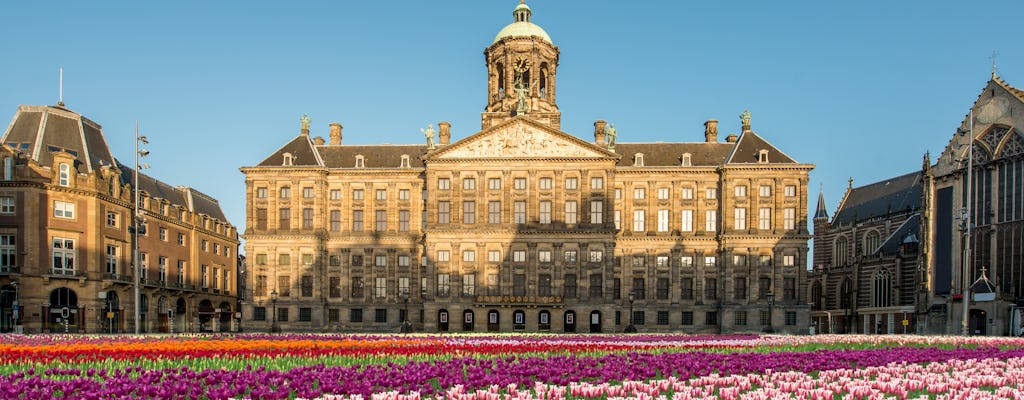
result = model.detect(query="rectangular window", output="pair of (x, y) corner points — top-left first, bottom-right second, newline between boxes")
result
(295, 307), (311, 322)
(159, 227), (167, 241)
(704, 256), (717, 267)
(330, 210), (342, 231)
(463, 250), (476, 262)
(564, 274), (577, 298)
(438, 201), (450, 224)
(634, 187), (646, 199)
(565, 177), (578, 190)
(257, 187), (268, 198)
(735, 311), (748, 326)
(375, 309), (388, 323)
(437, 274), (450, 297)
(613, 278), (621, 299)
(632, 311), (645, 325)
(680, 277), (693, 300)
(563, 201), (578, 224)
(278, 275), (290, 297)
(254, 307), (266, 321)
(734, 207), (746, 230)
(539, 177), (552, 190)
(353, 189), (364, 200)
(398, 255), (410, 267)
(302, 187), (313, 198)
(759, 185), (772, 197)
(682, 311), (694, 325)
(178, 233), (186, 246)
(438, 178), (450, 190)
(328, 308), (340, 323)
(656, 256), (669, 268)
(705, 210), (717, 232)
(105, 210), (117, 226)
(632, 255), (645, 267)
(733, 254), (747, 267)
(590, 200), (603, 224)
(202, 240), (209, 252)
(657, 311), (669, 325)
(589, 274), (603, 298)
(734, 277), (747, 300)
(632, 277), (646, 299)
(514, 178), (527, 190)
(591, 177), (604, 189)
(488, 201), (501, 224)
(159, 256), (167, 283)
(704, 278), (717, 300)
(462, 274), (475, 296)
(350, 309), (363, 323)
(488, 178), (501, 190)
(784, 277), (796, 300)
(656, 187), (670, 200)
(351, 277), (364, 298)
(705, 311), (718, 326)
(463, 178), (476, 190)
(279, 208), (291, 229)
(375, 277), (387, 298)
(657, 209), (669, 232)
(302, 275), (313, 297)
(705, 187), (717, 199)
(303, 208), (314, 229)
(277, 308), (289, 322)
(513, 250), (526, 262)
(540, 274), (553, 297)
(487, 273), (499, 296)
(564, 250), (577, 263)
(105, 244), (118, 275)
(51, 237), (75, 275)
(280, 187), (290, 198)
(680, 256), (693, 268)
(735, 185), (747, 197)
(399, 189), (410, 200)
(53, 200), (75, 219)
(513, 201), (526, 224)
(399, 210), (410, 231)
(785, 311), (797, 325)
(398, 277), (410, 295)
(330, 189), (341, 200)
(375, 210), (387, 231)
(784, 208), (796, 230)
(656, 278), (669, 300)
(538, 250), (552, 263)
(513, 274), (526, 296)
(329, 277), (341, 298)
(539, 201), (551, 224)
(589, 250), (603, 263)
(680, 209), (693, 232)
(177, 261), (185, 286)
(759, 207), (771, 230)
(375, 189), (387, 201)
(352, 210), (363, 231)
(784, 185), (797, 197)
(759, 277), (772, 299)
(437, 250), (450, 262)
(760, 310), (771, 326)
(463, 201), (476, 224)
(488, 250), (501, 262)
(375, 254), (387, 267)
(681, 187), (694, 200)
(615, 188), (622, 199)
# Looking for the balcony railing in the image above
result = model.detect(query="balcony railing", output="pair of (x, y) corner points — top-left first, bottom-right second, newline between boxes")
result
(49, 268), (80, 277)
(0, 266), (20, 274)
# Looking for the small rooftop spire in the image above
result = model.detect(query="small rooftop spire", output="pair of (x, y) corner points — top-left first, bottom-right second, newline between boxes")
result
(814, 186), (829, 221)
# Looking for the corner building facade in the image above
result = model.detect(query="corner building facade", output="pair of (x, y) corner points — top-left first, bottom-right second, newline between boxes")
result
(241, 2), (814, 334)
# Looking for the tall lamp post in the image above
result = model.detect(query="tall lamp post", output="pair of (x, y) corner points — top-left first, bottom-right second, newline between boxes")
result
(133, 122), (150, 335)
(10, 281), (18, 331)
(765, 292), (775, 333)
(400, 289), (411, 333)
(625, 292), (637, 333)
(959, 112), (974, 337)
(270, 289), (278, 333)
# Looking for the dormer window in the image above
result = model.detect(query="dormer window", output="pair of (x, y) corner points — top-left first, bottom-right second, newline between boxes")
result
(633, 153), (645, 167)
(282, 153), (294, 166)
(355, 155), (365, 168)
(400, 154), (410, 168)
(681, 153), (692, 167)
(757, 150), (769, 164)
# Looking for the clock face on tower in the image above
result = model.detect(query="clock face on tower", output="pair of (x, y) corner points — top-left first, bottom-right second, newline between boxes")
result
(513, 56), (531, 72)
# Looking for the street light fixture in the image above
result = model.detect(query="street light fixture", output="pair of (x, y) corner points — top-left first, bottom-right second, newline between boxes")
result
(955, 115), (974, 337)
(133, 122), (150, 335)
(10, 281), (18, 331)
(400, 288), (411, 333)
(765, 292), (775, 333)
(270, 289), (278, 334)
(625, 292), (637, 333)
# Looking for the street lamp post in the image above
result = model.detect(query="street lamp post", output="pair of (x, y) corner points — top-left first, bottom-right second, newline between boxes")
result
(10, 281), (18, 331)
(133, 122), (150, 335)
(270, 289), (278, 334)
(400, 289), (411, 333)
(765, 292), (775, 333)
(625, 292), (637, 333)
(955, 114), (974, 337)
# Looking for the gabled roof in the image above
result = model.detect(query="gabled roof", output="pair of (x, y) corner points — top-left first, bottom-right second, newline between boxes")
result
(613, 142), (733, 167)
(257, 133), (323, 167)
(875, 213), (920, 256)
(1, 105), (117, 173)
(833, 171), (921, 226)
(725, 130), (798, 164)
(116, 162), (229, 222)
(992, 73), (1024, 104)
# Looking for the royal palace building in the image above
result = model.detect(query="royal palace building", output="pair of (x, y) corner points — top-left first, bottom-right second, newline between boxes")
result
(810, 73), (1024, 336)
(241, 2), (815, 333)
(0, 103), (240, 334)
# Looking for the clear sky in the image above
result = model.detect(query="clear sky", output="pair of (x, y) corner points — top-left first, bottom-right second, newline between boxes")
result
(1, 1), (1021, 254)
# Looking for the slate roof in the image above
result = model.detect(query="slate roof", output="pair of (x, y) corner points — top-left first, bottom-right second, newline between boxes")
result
(257, 133), (322, 167)
(875, 213), (920, 256)
(814, 190), (829, 220)
(833, 171), (921, 226)
(612, 142), (733, 167)
(318, 144), (429, 168)
(725, 130), (798, 164)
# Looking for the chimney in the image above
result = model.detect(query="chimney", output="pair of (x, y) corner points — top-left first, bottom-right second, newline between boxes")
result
(594, 120), (607, 145)
(329, 122), (343, 145)
(704, 119), (718, 143)
(725, 134), (738, 143)
(438, 121), (451, 145)
(313, 136), (325, 146)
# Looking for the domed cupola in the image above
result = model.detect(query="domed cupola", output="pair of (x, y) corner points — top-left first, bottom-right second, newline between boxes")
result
(482, 1), (561, 130)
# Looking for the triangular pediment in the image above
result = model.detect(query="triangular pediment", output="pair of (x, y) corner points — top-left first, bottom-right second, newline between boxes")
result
(429, 117), (618, 160)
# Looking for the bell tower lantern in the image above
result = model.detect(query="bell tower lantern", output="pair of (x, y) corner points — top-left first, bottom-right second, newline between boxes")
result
(482, 1), (561, 130)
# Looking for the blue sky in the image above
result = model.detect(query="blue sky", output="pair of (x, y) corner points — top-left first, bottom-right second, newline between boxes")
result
(1, 1), (1021, 250)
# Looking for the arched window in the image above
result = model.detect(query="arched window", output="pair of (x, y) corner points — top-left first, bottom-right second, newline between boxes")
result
(58, 163), (70, 187)
(810, 281), (823, 311)
(539, 63), (548, 97)
(865, 231), (880, 255)
(872, 269), (891, 307)
(497, 63), (505, 98)
(834, 237), (848, 266)
(839, 279), (852, 309)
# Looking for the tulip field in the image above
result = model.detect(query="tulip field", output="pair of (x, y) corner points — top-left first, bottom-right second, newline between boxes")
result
(2, 334), (1024, 399)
